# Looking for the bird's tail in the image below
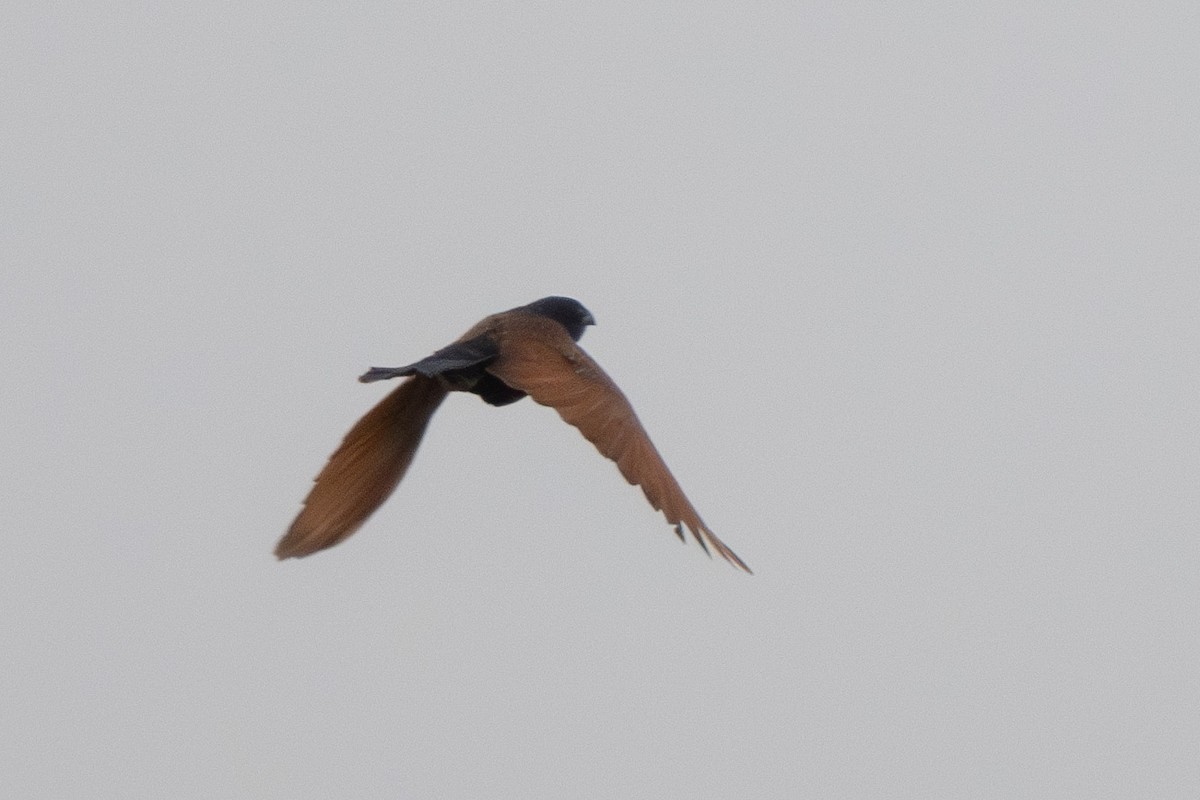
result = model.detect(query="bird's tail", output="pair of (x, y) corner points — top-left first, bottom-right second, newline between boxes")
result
(359, 366), (412, 383)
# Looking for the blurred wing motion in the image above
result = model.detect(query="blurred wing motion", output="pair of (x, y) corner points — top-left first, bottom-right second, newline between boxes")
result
(275, 376), (447, 559)
(489, 317), (751, 573)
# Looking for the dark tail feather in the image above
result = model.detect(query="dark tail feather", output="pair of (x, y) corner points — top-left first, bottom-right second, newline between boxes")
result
(360, 366), (412, 383)
(361, 336), (499, 384)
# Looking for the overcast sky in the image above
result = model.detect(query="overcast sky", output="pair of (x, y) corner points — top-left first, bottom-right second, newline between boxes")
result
(4, 4), (1198, 798)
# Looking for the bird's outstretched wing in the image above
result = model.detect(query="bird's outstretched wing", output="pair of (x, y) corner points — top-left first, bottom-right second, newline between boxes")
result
(487, 317), (751, 572)
(276, 375), (448, 559)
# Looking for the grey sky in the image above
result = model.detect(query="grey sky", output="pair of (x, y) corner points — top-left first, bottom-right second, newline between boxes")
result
(4, 4), (1198, 798)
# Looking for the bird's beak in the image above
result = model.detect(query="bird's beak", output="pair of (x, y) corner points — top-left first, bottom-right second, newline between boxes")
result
(583, 312), (596, 326)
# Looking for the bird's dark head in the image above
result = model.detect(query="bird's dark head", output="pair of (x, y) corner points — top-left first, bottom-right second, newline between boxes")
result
(523, 296), (595, 341)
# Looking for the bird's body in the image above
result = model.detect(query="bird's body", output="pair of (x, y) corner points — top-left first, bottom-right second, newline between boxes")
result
(277, 296), (750, 572)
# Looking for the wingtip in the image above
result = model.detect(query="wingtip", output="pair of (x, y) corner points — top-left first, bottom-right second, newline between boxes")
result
(273, 541), (299, 561)
(274, 525), (319, 560)
(715, 538), (753, 574)
(727, 551), (753, 574)
(688, 522), (753, 574)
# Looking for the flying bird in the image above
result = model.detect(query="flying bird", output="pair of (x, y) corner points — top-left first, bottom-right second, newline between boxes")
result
(277, 296), (750, 572)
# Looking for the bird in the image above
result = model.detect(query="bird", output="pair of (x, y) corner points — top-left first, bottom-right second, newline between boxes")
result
(276, 296), (750, 572)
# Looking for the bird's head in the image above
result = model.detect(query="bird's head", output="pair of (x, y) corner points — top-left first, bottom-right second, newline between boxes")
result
(523, 296), (596, 341)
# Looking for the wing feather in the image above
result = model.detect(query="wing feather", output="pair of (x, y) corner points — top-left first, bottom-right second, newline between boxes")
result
(276, 376), (448, 559)
(488, 320), (751, 572)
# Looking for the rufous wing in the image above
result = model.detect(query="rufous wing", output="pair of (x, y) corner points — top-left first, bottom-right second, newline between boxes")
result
(276, 376), (448, 559)
(487, 319), (751, 572)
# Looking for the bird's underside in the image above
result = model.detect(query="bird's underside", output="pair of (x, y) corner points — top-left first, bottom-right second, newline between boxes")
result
(277, 296), (750, 573)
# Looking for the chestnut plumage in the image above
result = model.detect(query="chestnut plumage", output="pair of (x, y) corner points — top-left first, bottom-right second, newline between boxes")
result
(277, 296), (750, 572)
